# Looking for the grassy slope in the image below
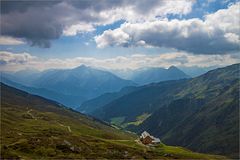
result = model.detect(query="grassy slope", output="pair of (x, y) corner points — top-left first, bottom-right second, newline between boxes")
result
(0, 83), (225, 159)
(93, 79), (187, 123)
(77, 86), (137, 113)
(92, 63), (239, 158)
(134, 64), (239, 158)
(163, 80), (239, 158)
(94, 64), (239, 124)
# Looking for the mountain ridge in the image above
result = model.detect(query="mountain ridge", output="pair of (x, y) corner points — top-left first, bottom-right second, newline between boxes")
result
(2, 65), (136, 108)
(130, 65), (190, 85)
(0, 83), (225, 159)
(91, 63), (239, 158)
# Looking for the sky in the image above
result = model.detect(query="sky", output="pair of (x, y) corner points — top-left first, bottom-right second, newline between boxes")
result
(0, 0), (239, 72)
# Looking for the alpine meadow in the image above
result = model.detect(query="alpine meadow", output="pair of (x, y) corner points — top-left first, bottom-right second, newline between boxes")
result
(0, 0), (239, 159)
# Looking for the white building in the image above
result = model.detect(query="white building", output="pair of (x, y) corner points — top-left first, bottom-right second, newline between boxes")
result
(140, 131), (161, 145)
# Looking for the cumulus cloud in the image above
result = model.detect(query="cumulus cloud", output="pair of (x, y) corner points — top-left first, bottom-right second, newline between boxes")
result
(95, 28), (131, 48)
(63, 23), (95, 36)
(0, 51), (38, 67)
(95, 2), (240, 54)
(1, 51), (239, 72)
(0, 36), (25, 45)
(1, 0), (194, 48)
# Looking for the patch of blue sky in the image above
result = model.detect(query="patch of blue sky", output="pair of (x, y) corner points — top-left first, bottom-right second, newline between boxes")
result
(95, 20), (125, 35)
(167, 0), (238, 20)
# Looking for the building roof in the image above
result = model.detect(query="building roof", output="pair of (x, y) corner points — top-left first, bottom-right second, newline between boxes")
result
(152, 138), (161, 143)
(140, 131), (151, 139)
(140, 131), (161, 143)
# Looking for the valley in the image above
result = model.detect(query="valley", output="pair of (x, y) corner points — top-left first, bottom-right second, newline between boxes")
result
(0, 83), (226, 159)
(1, 1), (239, 159)
(1, 64), (239, 159)
(88, 64), (240, 158)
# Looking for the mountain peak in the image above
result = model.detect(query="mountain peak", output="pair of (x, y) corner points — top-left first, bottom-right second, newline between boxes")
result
(74, 64), (90, 70)
(79, 64), (88, 68)
(168, 66), (178, 70)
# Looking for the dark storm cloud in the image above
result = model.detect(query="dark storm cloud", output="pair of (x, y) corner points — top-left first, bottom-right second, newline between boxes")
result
(1, 0), (66, 48)
(69, 0), (126, 10)
(1, 7), (63, 48)
(1, 0), (62, 14)
(0, 0), (126, 48)
(1, 0), (124, 14)
(0, 0), (193, 48)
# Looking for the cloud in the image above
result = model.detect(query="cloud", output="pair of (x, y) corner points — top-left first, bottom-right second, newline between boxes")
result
(63, 23), (95, 36)
(95, 2), (240, 54)
(0, 36), (25, 45)
(1, 0), (194, 48)
(1, 51), (239, 72)
(1, 1), (61, 14)
(0, 51), (38, 69)
(95, 28), (131, 48)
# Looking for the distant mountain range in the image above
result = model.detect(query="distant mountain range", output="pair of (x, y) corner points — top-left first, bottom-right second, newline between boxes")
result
(178, 65), (219, 77)
(130, 66), (190, 85)
(30, 65), (135, 98)
(1, 77), (82, 107)
(90, 63), (239, 158)
(2, 65), (191, 108)
(111, 66), (190, 85)
(1, 65), (135, 108)
(77, 66), (190, 113)
(112, 65), (220, 79)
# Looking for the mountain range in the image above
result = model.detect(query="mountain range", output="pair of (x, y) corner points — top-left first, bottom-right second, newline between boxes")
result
(1, 83), (225, 159)
(90, 64), (239, 158)
(1, 65), (135, 108)
(76, 66), (190, 113)
(111, 66), (190, 85)
(130, 66), (190, 85)
(2, 65), (190, 108)
(1, 63), (238, 158)
(178, 65), (219, 77)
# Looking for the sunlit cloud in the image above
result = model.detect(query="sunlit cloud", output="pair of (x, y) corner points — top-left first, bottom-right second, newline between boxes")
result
(1, 51), (239, 72)
(95, 2), (240, 55)
(0, 36), (25, 45)
(1, 0), (194, 48)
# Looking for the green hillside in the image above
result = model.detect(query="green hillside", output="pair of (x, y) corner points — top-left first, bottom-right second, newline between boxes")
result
(0, 83), (225, 159)
(93, 79), (187, 122)
(92, 63), (239, 158)
(134, 64), (239, 158)
(77, 86), (137, 113)
(163, 79), (239, 158)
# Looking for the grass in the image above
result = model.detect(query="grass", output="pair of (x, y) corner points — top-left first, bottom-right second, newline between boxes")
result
(0, 83), (227, 159)
(110, 116), (125, 126)
(110, 113), (151, 128)
(124, 113), (151, 127)
(154, 144), (226, 159)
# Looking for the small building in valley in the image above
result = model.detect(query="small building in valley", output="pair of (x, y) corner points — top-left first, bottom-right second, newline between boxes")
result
(140, 131), (161, 145)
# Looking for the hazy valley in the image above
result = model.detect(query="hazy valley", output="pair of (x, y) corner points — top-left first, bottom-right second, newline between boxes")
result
(1, 64), (239, 159)
(1, 1), (239, 159)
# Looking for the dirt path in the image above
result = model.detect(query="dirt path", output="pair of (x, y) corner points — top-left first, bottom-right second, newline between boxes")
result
(25, 109), (71, 133)
(27, 109), (37, 120)
(67, 126), (72, 132)
(58, 122), (72, 132)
